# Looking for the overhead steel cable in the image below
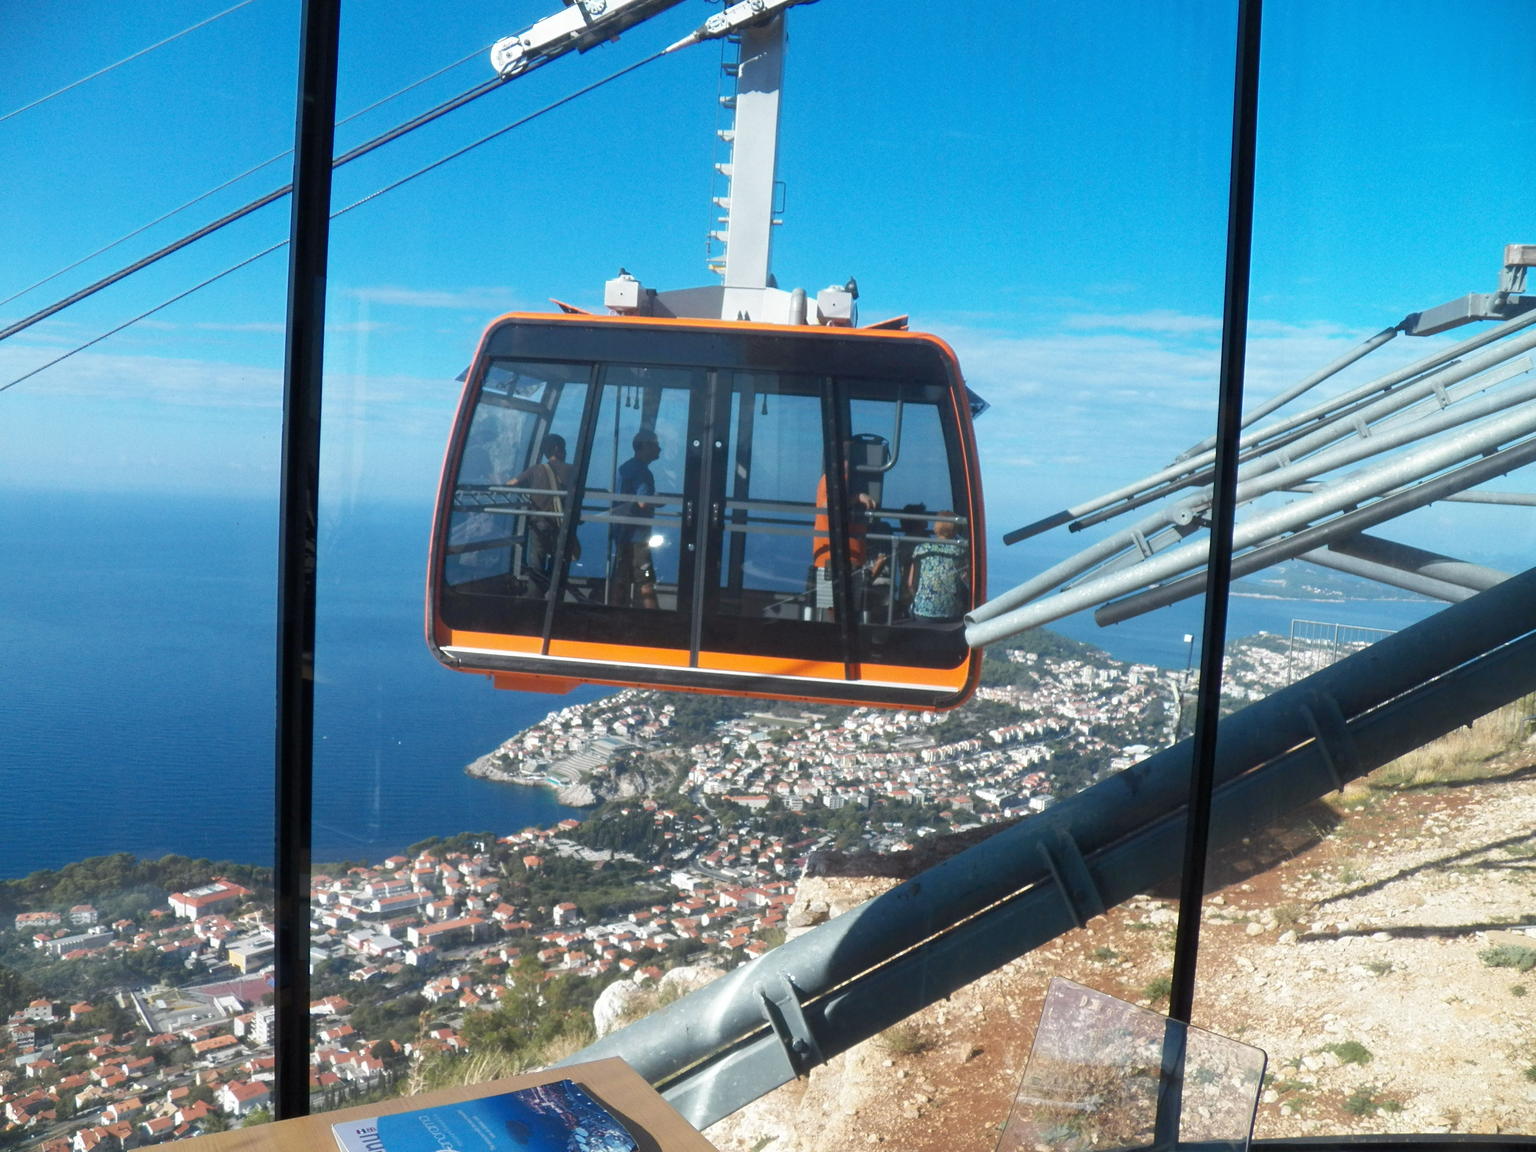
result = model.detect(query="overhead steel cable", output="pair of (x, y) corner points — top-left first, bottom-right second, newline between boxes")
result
(0, 71), (511, 347)
(331, 48), (667, 218)
(0, 243), (289, 396)
(0, 0), (262, 126)
(0, 46), (673, 395)
(0, 41), (494, 310)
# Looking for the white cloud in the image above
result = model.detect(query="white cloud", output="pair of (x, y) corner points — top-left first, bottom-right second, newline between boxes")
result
(1062, 309), (1224, 335)
(0, 343), (281, 408)
(347, 285), (524, 312)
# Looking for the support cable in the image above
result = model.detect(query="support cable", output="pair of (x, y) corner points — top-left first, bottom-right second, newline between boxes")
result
(323, 49), (666, 218)
(0, 41), (493, 310)
(0, 46), (672, 395)
(0, 72), (511, 346)
(0, 0), (261, 126)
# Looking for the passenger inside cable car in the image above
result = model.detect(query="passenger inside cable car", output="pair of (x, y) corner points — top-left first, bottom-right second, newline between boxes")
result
(430, 316), (983, 707)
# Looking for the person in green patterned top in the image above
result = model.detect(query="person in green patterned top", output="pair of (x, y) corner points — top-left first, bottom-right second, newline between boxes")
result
(906, 513), (969, 622)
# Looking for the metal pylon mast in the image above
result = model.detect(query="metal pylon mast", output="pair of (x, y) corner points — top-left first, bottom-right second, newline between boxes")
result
(602, 0), (859, 326)
(712, 17), (784, 316)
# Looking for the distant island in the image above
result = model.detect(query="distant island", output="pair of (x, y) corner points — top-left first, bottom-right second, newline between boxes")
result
(1232, 558), (1438, 603)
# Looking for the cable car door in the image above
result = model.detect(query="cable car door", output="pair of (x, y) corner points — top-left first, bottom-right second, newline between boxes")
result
(555, 364), (706, 657)
(696, 367), (976, 690)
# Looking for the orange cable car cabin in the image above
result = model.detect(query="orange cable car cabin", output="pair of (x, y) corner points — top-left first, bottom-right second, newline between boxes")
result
(427, 312), (984, 709)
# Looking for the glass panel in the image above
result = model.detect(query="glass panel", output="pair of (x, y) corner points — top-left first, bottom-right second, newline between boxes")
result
(998, 978), (1265, 1152)
(572, 365), (697, 614)
(1198, 2), (1536, 1141)
(1, 4), (296, 1145)
(849, 388), (970, 626)
(716, 374), (826, 621)
(442, 359), (590, 610)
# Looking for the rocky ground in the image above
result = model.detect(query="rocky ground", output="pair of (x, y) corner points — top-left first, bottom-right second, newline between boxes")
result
(703, 734), (1536, 1150)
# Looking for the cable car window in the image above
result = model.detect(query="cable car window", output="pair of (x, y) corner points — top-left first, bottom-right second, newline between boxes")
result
(848, 393), (971, 626)
(712, 375), (826, 623)
(697, 371), (973, 669)
(441, 360), (591, 608)
(543, 365), (702, 648)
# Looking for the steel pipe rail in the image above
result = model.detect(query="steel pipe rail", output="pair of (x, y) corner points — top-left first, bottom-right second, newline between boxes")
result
(1181, 325), (1399, 457)
(1323, 533), (1510, 593)
(1224, 304), (1536, 471)
(1063, 334), (1536, 538)
(973, 346), (1536, 634)
(1092, 436), (1536, 626)
(1299, 548), (1477, 603)
(969, 407), (1536, 644)
(1445, 490), (1536, 507)
(566, 568), (1536, 1126)
(1003, 304), (1536, 545)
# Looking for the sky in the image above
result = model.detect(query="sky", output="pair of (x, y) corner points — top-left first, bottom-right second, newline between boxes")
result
(2, 0), (1535, 567)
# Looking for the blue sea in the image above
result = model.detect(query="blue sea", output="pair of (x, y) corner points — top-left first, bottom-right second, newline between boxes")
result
(0, 491), (599, 880)
(0, 490), (1438, 881)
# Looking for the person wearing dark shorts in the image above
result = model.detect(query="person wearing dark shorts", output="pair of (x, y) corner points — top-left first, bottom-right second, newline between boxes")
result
(611, 429), (660, 609)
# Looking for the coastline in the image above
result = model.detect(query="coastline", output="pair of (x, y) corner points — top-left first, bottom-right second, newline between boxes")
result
(466, 730), (646, 808)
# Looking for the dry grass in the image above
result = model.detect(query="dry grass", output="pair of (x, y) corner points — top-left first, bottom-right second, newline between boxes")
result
(878, 1021), (933, 1057)
(411, 1048), (536, 1094)
(1367, 697), (1534, 790)
(408, 1024), (593, 1094)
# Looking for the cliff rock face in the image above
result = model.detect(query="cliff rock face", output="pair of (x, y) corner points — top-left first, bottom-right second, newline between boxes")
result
(556, 781), (600, 807)
(594, 964), (728, 1038)
(466, 740), (673, 807)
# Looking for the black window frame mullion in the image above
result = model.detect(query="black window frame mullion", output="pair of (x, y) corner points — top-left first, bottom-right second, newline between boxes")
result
(821, 379), (860, 679)
(541, 367), (603, 650)
(273, 0), (341, 1121)
(1167, 0), (1264, 1034)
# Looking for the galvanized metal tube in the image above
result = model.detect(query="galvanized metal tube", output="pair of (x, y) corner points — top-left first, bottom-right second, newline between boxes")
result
(1221, 361), (1536, 507)
(1228, 302), (1536, 460)
(966, 505), (1176, 623)
(974, 350), (1536, 632)
(1298, 548), (1475, 602)
(1324, 533), (1510, 592)
(969, 408), (1536, 644)
(1184, 326), (1399, 456)
(1444, 490), (1536, 507)
(1066, 338), (1536, 537)
(1092, 436), (1536, 625)
(1018, 305), (1536, 540)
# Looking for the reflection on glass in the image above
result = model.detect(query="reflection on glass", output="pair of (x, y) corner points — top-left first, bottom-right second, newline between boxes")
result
(444, 360), (592, 603)
(998, 978), (1264, 1152)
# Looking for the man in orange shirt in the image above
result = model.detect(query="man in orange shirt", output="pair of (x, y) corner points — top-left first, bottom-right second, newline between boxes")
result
(811, 464), (885, 619)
